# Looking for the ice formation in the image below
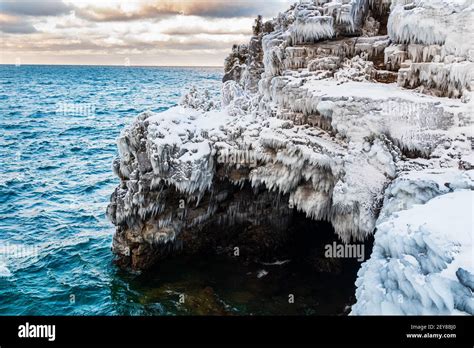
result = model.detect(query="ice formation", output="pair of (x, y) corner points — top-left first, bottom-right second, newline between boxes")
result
(386, 0), (474, 98)
(352, 187), (474, 315)
(351, 169), (473, 315)
(107, 0), (473, 314)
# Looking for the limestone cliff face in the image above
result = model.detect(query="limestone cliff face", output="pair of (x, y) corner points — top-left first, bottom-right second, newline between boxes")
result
(107, 0), (473, 274)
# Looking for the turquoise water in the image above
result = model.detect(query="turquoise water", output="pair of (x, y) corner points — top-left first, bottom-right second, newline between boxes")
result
(0, 65), (222, 315)
(0, 65), (360, 315)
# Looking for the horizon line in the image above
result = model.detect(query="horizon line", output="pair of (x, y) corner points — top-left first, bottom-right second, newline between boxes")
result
(0, 63), (223, 68)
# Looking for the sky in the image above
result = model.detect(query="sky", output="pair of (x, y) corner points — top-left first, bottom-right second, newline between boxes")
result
(0, 0), (293, 66)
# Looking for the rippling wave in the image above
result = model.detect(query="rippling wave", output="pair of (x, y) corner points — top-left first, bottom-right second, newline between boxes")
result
(0, 65), (222, 315)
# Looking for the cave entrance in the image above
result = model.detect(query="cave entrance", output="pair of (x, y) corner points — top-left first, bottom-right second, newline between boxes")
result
(121, 199), (374, 315)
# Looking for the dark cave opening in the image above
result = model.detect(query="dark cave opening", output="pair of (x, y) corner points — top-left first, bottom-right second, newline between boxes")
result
(286, 211), (373, 272)
(120, 203), (374, 315)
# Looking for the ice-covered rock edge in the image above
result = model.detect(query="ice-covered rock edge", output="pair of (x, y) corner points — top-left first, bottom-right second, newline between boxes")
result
(107, 0), (473, 314)
(351, 170), (474, 315)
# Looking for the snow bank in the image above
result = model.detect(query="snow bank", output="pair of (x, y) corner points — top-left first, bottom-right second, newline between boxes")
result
(352, 190), (473, 315)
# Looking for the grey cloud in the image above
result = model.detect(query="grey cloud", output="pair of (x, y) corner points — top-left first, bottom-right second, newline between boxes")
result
(0, 0), (71, 16)
(0, 20), (36, 33)
(0, 14), (37, 34)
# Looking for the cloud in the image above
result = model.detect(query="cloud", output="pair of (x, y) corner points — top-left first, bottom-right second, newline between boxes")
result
(0, 22), (36, 33)
(1, 20), (249, 53)
(157, 16), (252, 36)
(0, 13), (37, 33)
(0, 0), (294, 65)
(0, 0), (72, 16)
(69, 0), (292, 21)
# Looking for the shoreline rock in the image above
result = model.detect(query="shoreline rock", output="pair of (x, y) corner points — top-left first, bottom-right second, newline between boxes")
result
(107, 0), (473, 314)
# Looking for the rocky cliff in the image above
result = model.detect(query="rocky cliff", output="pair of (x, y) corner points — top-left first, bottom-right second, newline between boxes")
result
(107, 0), (473, 314)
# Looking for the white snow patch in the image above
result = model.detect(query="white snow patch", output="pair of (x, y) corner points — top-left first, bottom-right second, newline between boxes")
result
(352, 190), (474, 315)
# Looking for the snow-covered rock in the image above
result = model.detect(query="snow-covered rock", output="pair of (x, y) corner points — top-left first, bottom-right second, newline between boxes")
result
(107, 0), (473, 317)
(351, 189), (473, 315)
(387, 0), (474, 99)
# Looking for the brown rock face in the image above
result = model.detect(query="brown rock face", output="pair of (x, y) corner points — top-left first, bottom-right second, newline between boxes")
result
(108, 171), (294, 270)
